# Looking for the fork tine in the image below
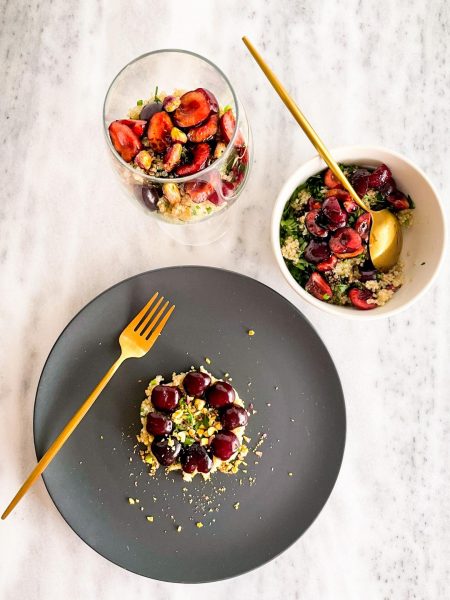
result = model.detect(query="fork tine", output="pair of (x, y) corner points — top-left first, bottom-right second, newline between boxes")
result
(146, 304), (175, 342)
(134, 296), (164, 334)
(138, 300), (169, 338)
(129, 292), (161, 331)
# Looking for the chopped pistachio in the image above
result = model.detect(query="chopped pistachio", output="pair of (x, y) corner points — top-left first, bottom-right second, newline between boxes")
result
(248, 329), (255, 336)
(128, 498), (135, 505)
(146, 516), (154, 522)
(196, 522), (203, 528)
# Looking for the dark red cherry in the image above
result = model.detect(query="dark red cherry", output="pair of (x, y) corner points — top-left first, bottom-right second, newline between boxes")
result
(220, 405), (248, 429)
(146, 412), (173, 436)
(151, 436), (181, 466)
(386, 191), (410, 211)
(329, 227), (363, 256)
(348, 288), (376, 310)
(181, 443), (213, 474)
(206, 381), (235, 408)
(305, 272), (333, 301)
(350, 168), (371, 197)
(304, 240), (331, 264)
(151, 385), (180, 412)
(367, 164), (393, 189)
(355, 213), (372, 242)
(211, 430), (239, 460)
(322, 197), (348, 231)
(183, 371), (211, 397)
(305, 210), (328, 238)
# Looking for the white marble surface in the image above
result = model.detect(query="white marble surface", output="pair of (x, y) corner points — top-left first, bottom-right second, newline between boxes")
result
(1, 0), (449, 598)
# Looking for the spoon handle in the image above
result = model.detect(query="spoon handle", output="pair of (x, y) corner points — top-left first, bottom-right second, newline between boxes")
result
(242, 36), (369, 212)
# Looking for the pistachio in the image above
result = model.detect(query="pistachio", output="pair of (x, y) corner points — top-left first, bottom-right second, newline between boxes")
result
(171, 127), (187, 144)
(213, 142), (227, 159)
(194, 399), (206, 410)
(162, 182), (181, 206)
(135, 150), (153, 171)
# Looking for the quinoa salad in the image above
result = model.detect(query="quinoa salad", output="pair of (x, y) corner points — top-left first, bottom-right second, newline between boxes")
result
(280, 164), (414, 310)
(108, 86), (249, 222)
(137, 367), (250, 482)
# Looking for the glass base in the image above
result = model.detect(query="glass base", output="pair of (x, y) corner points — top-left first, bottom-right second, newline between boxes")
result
(157, 210), (229, 246)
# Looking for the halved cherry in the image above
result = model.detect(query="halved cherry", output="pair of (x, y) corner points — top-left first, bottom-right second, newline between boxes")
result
(324, 169), (342, 189)
(348, 287), (376, 310)
(108, 121), (142, 162)
(316, 254), (338, 272)
(355, 213), (372, 241)
(326, 189), (358, 214)
(187, 113), (219, 143)
(304, 240), (331, 264)
(322, 197), (348, 231)
(305, 210), (328, 238)
(380, 179), (396, 196)
(185, 180), (220, 204)
(175, 143), (211, 176)
(147, 111), (173, 153)
(308, 197), (322, 210)
(351, 169), (371, 197)
(325, 188), (350, 200)
(329, 227), (363, 255)
(118, 119), (147, 137)
(199, 88), (219, 113)
(386, 191), (410, 211)
(334, 246), (365, 259)
(219, 109), (245, 146)
(367, 164), (393, 189)
(173, 89), (211, 128)
(305, 272), (333, 301)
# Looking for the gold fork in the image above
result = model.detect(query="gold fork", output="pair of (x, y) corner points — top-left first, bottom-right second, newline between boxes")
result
(1, 292), (175, 520)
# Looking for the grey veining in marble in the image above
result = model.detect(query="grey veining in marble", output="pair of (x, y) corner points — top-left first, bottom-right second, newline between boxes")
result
(1, 0), (450, 598)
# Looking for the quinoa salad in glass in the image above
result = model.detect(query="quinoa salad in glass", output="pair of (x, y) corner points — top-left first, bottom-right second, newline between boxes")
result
(280, 163), (414, 310)
(108, 86), (249, 223)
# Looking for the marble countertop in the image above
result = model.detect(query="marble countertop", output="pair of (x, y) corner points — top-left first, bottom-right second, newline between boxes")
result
(1, 0), (449, 598)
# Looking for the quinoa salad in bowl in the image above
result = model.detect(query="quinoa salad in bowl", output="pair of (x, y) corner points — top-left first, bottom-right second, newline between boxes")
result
(279, 162), (414, 310)
(272, 146), (446, 318)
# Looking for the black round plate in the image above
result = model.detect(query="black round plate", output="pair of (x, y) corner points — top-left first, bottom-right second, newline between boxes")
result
(34, 267), (346, 583)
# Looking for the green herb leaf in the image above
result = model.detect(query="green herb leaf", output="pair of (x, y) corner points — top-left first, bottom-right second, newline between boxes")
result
(184, 436), (195, 446)
(154, 86), (160, 103)
(280, 216), (298, 237)
(137, 99), (143, 106)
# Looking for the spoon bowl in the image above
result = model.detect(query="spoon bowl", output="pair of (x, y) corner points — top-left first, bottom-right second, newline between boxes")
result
(369, 209), (403, 269)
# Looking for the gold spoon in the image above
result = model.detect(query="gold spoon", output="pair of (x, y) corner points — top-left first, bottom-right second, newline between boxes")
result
(242, 36), (402, 271)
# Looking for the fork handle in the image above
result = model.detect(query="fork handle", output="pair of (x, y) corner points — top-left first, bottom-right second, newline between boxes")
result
(1, 355), (126, 520)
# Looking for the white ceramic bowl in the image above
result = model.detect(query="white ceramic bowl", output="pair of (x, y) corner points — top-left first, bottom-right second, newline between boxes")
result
(271, 146), (446, 319)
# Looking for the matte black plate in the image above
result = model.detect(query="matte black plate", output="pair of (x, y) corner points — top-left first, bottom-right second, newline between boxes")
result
(34, 267), (346, 583)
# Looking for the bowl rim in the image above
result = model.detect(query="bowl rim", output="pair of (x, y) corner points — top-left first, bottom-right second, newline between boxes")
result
(102, 48), (242, 185)
(271, 145), (447, 320)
